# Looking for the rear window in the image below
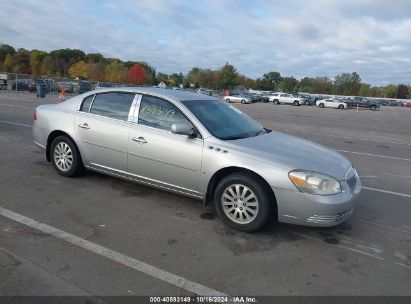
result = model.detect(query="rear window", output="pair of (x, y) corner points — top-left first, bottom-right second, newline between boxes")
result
(80, 94), (94, 112)
(89, 92), (135, 121)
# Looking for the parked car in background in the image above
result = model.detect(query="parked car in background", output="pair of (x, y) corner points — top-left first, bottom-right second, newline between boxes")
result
(269, 93), (305, 106)
(43, 79), (57, 92)
(0, 79), (7, 90)
(243, 93), (258, 103)
(94, 82), (111, 90)
(223, 94), (252, 104)
(316, 99), (348, 109)
(197, 88), (213, 96)
(78, 80), (91, 94)
(293, 93), (315, 105)
(58, 82), (74, 93)
(346, 97), (380, 110)
(33, 87), (361, 232)
(12, 79), (31, 91)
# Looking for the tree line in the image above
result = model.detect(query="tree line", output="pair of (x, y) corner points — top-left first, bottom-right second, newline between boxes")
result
(0, 44), (409, 98)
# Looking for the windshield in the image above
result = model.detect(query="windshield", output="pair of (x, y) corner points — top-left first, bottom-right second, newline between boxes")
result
(181, 100), (266, 140)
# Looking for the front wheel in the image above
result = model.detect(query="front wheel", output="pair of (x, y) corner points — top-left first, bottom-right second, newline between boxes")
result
(293, 100), (299, 106)
(214, 173), (274, 232)
(370, 105), (376, 110)
(226, 98), (230, 103)
(338, 104), (344, 109)
(305, 100), (310, 106)
(273, 99), (280, 104)
(50, 136), (84, 177)
(319, 103), (325, 108)
(241, 99), (245, 104)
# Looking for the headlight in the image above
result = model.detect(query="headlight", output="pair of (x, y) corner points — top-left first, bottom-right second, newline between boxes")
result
(288, 170), (341, 195)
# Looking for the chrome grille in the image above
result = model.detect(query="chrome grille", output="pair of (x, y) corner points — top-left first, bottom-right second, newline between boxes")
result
(306, 209), (353, 224)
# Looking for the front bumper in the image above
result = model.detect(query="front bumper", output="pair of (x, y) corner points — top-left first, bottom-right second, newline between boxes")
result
(274, 172), (361, 227)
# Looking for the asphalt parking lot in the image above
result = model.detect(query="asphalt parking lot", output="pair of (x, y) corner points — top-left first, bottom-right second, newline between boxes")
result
(0, 92), (410, 300)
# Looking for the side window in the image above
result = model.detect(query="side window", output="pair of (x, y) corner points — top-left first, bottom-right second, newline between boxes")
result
(80, 94), (94, 112)
(90, 92), (135, 121)
(138, 95), (192, 131)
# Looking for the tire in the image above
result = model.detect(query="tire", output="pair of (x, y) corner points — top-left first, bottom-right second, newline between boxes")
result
(214, 173), (274, 232)
(50, 135), (84, 177)
(305, 100), (310, 106)
(241, 99), (245, 104)
(319, 103), (325, 108)
(293, 100), (299, 106)
(370, 105), (376, 111)
(273, 99), (280, 104)
(226, 98), (230, 103)
(338, 104), (344, 109)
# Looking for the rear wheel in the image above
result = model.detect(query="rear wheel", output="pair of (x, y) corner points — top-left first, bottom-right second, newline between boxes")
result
(226, 98), (230, 103)
(214, 173), (273, 232)
(50, 136), (84, 177)
(338, 104), (344, 109)
(293, 100), (299, 106)
(241, 99), (245, 104)
(305, 100), (310, 106)
(273, 99), (280, 104)
(370, 105), (376, 110)
(319, 103), (325, 108)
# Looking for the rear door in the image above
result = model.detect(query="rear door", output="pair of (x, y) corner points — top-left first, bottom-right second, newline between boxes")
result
(75, 92), (136, 173)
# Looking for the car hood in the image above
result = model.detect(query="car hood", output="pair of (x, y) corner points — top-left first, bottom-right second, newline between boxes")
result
(222, 131), (352, 180)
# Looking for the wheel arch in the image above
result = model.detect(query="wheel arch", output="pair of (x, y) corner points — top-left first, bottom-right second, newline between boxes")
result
(204, 166), (278, 211)
(46, 130), (77, 162)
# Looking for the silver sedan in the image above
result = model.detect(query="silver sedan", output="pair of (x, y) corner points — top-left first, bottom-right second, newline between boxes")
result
(33, 88), (361, 232)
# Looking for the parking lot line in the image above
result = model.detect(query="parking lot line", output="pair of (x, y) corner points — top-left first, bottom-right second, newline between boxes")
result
(336, 149), (411, 162)
(362, 186), (411, 198)
(309, 131), (411, 146)
(0, 206), (228, 297)
(0, 119), (32, 128)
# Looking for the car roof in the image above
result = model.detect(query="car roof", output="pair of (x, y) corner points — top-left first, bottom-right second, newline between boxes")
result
(91, 87), (220, 102)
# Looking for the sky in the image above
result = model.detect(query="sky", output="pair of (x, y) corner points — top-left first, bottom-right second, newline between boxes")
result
(0, 0), (410, 85)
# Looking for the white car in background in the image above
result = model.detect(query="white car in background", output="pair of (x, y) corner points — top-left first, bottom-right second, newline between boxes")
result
(316, 99), (348, 109)
(268, 93), (304, 106)
(223, 94), (252, 104)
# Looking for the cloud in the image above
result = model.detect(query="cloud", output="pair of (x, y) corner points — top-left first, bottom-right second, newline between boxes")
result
(0, 0), (409, 85)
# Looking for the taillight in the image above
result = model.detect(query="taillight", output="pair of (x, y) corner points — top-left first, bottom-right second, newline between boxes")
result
(33, 110), (37, 121)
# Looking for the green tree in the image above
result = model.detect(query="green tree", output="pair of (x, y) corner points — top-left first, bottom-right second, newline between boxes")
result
(3, 53), (14, 72)
(40, 56), (55, 75)
(334, 72), (361, 95)
(30, 50), (47, 75)
(256, 71), (282, 91)
(219, 63), (238, 89)
(396, 84), (409, 99)
(358, 83), (371, 97)
(11, 48), (31, 74)
(279, 77), (298, 92)
(0, 44), (16, 63)
(384, 84), (397, 98)
(105, 61), (127, 83)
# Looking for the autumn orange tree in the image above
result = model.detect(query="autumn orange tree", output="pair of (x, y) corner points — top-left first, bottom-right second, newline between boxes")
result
(127, 64), (146, 84)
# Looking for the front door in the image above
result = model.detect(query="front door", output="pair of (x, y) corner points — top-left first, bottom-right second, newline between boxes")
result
(127, 95), (203, 195)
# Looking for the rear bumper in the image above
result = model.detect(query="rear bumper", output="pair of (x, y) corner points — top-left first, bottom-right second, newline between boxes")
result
(275, 176), (361, 227)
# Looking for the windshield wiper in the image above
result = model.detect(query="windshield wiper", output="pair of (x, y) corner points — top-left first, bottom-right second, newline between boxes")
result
(221, 135), (246, 140)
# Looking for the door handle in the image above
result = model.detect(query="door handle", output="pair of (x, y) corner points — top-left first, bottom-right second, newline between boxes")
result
(132, 136), (147, 144)
(78, 123), (90, 130)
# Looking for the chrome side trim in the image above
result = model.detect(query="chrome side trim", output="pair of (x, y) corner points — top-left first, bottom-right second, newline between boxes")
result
(85, 163), (204, 199)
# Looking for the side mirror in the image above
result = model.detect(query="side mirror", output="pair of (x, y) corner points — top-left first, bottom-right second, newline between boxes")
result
(171, 123), (196, 138)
